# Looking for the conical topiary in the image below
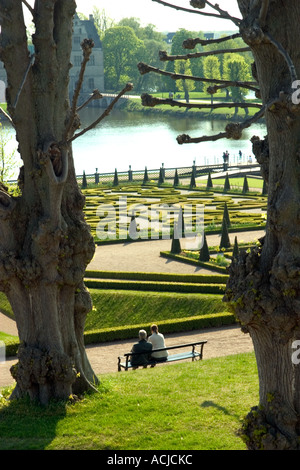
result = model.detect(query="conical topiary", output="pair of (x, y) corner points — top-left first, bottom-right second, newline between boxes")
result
(171, 223), (181, 254)
(242, 175), (249, 193)
(199, 233), (210, 261)
(206, 171), (213, 190)
(82, 170), (87, 189)
(143, 166), (149, 184)
(177, 205), (185, 238)
(113, 168), (119, 186)
(232, 235), (239, 259)
(173, 169), (179, 186)
(223, 202), (231, 227)
(189, 171), (196, 188)
(219, 217), (230, 249)
(158, 167), (164, 185)
(224, 173), (230, 192)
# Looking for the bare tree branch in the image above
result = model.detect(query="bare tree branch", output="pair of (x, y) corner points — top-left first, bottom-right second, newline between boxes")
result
(137, 62), (259, 93)
(159, 47), (251, 62)
(76, 89), (103, 112)
(176, 97), (280, 145)
(258, 0), (269, 27)
(22, 0), (34, 17)
(12, 53), (35, 110)
(68, 83), (134, 144)
(205, 1), (241, 25)
(0, 106), (14, 127)
(183, 33), (242, 50)
(177, 131), (227, 144)
(151, 0), (241, 25)
(207, 83), (260, 96)
(64, 38), (94, 140)
(141, 93), (262, 111)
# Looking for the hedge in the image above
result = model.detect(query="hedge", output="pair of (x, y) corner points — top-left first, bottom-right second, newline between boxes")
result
(160, 251), (228, 274)
(84, 278), (226, 294)
(85, 270), (228, 284)
(83, 311), (237, 345)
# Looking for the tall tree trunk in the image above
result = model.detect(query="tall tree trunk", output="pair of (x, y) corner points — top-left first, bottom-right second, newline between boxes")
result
(225, 1), (300, 449)
(0, 0), (98, 404)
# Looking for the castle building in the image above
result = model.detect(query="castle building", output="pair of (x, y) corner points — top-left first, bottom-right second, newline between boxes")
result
(70, 14), (105, 105)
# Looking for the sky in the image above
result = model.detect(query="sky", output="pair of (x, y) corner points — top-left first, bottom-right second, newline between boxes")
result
(74, 0), (241, 33)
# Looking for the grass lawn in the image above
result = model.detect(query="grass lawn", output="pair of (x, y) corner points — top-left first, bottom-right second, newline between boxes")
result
(206, 177), (263, 190)
(0, 352), (258, 450)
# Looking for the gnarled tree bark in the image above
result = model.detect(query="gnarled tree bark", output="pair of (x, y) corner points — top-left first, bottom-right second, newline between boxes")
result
(142, 0), (300, 450)
(0, 0), (98, 404)
(224, 0), (300, 450)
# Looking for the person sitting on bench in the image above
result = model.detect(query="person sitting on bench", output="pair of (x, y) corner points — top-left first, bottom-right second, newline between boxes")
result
(130, 329), (153, 369)
(148, 324), (168, 366)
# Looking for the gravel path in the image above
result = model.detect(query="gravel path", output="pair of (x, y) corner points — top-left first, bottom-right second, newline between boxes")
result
(0, 231), (263, 388)
(0, 320), (254, 388)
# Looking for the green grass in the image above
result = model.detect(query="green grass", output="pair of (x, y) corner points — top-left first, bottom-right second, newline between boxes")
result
(85, 289), (228, 331)
(0, 352), (258, 450)
(209, 177), (264, 190)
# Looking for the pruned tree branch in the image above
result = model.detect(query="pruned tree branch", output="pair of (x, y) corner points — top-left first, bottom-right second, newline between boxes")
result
(64, 38), (95, 140)
(177, 131), (227, 145)
(151, 0), (241, 25)
(176, 97), (280, 145)
(141, 93), (262, 111)
(76, 89), (103, 112)
(22, 0), (34, 17)
(159, 47), (251, 62)
(0, 106), (14, 127)
(137, 62), (259, 93)
(205, 1), (241, 26)
(183, 33), (242, 50)
(12, 53), (35, 110)
(68, 83), (134, 144)
(207, 83), (260, 96)
(258, 0), (269, 27)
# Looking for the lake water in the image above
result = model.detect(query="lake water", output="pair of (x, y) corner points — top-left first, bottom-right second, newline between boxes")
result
(5, 107), (266, 179)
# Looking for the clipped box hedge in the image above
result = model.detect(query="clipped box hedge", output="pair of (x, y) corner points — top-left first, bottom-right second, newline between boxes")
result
(83, 311), (237, 345)
(85, 270), (228, 284)
(84, 278), (226, 294)
(160, 251), (228, 274)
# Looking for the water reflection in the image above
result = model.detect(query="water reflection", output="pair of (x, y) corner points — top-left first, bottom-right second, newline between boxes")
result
(74, 108), (266, 175)
(4, 107), (266, 179)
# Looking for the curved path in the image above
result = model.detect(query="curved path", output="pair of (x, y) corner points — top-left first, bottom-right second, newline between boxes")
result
(0, 320), (254, 388)
(0, 230), (263, 388)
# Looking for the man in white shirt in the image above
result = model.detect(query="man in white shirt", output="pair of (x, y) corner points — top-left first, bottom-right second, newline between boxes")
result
(148, 324), (168, 364)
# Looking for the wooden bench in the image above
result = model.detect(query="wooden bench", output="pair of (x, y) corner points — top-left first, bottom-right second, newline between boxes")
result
(118, 340), (207, 371)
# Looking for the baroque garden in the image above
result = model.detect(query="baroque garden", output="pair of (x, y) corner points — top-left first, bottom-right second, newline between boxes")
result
(1, 169), (266, 350)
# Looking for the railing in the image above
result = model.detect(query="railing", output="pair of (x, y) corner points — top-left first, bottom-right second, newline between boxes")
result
(79, 162), (260, 187)
(80, 163), (224, 187)
(7, 162), (259, 187)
